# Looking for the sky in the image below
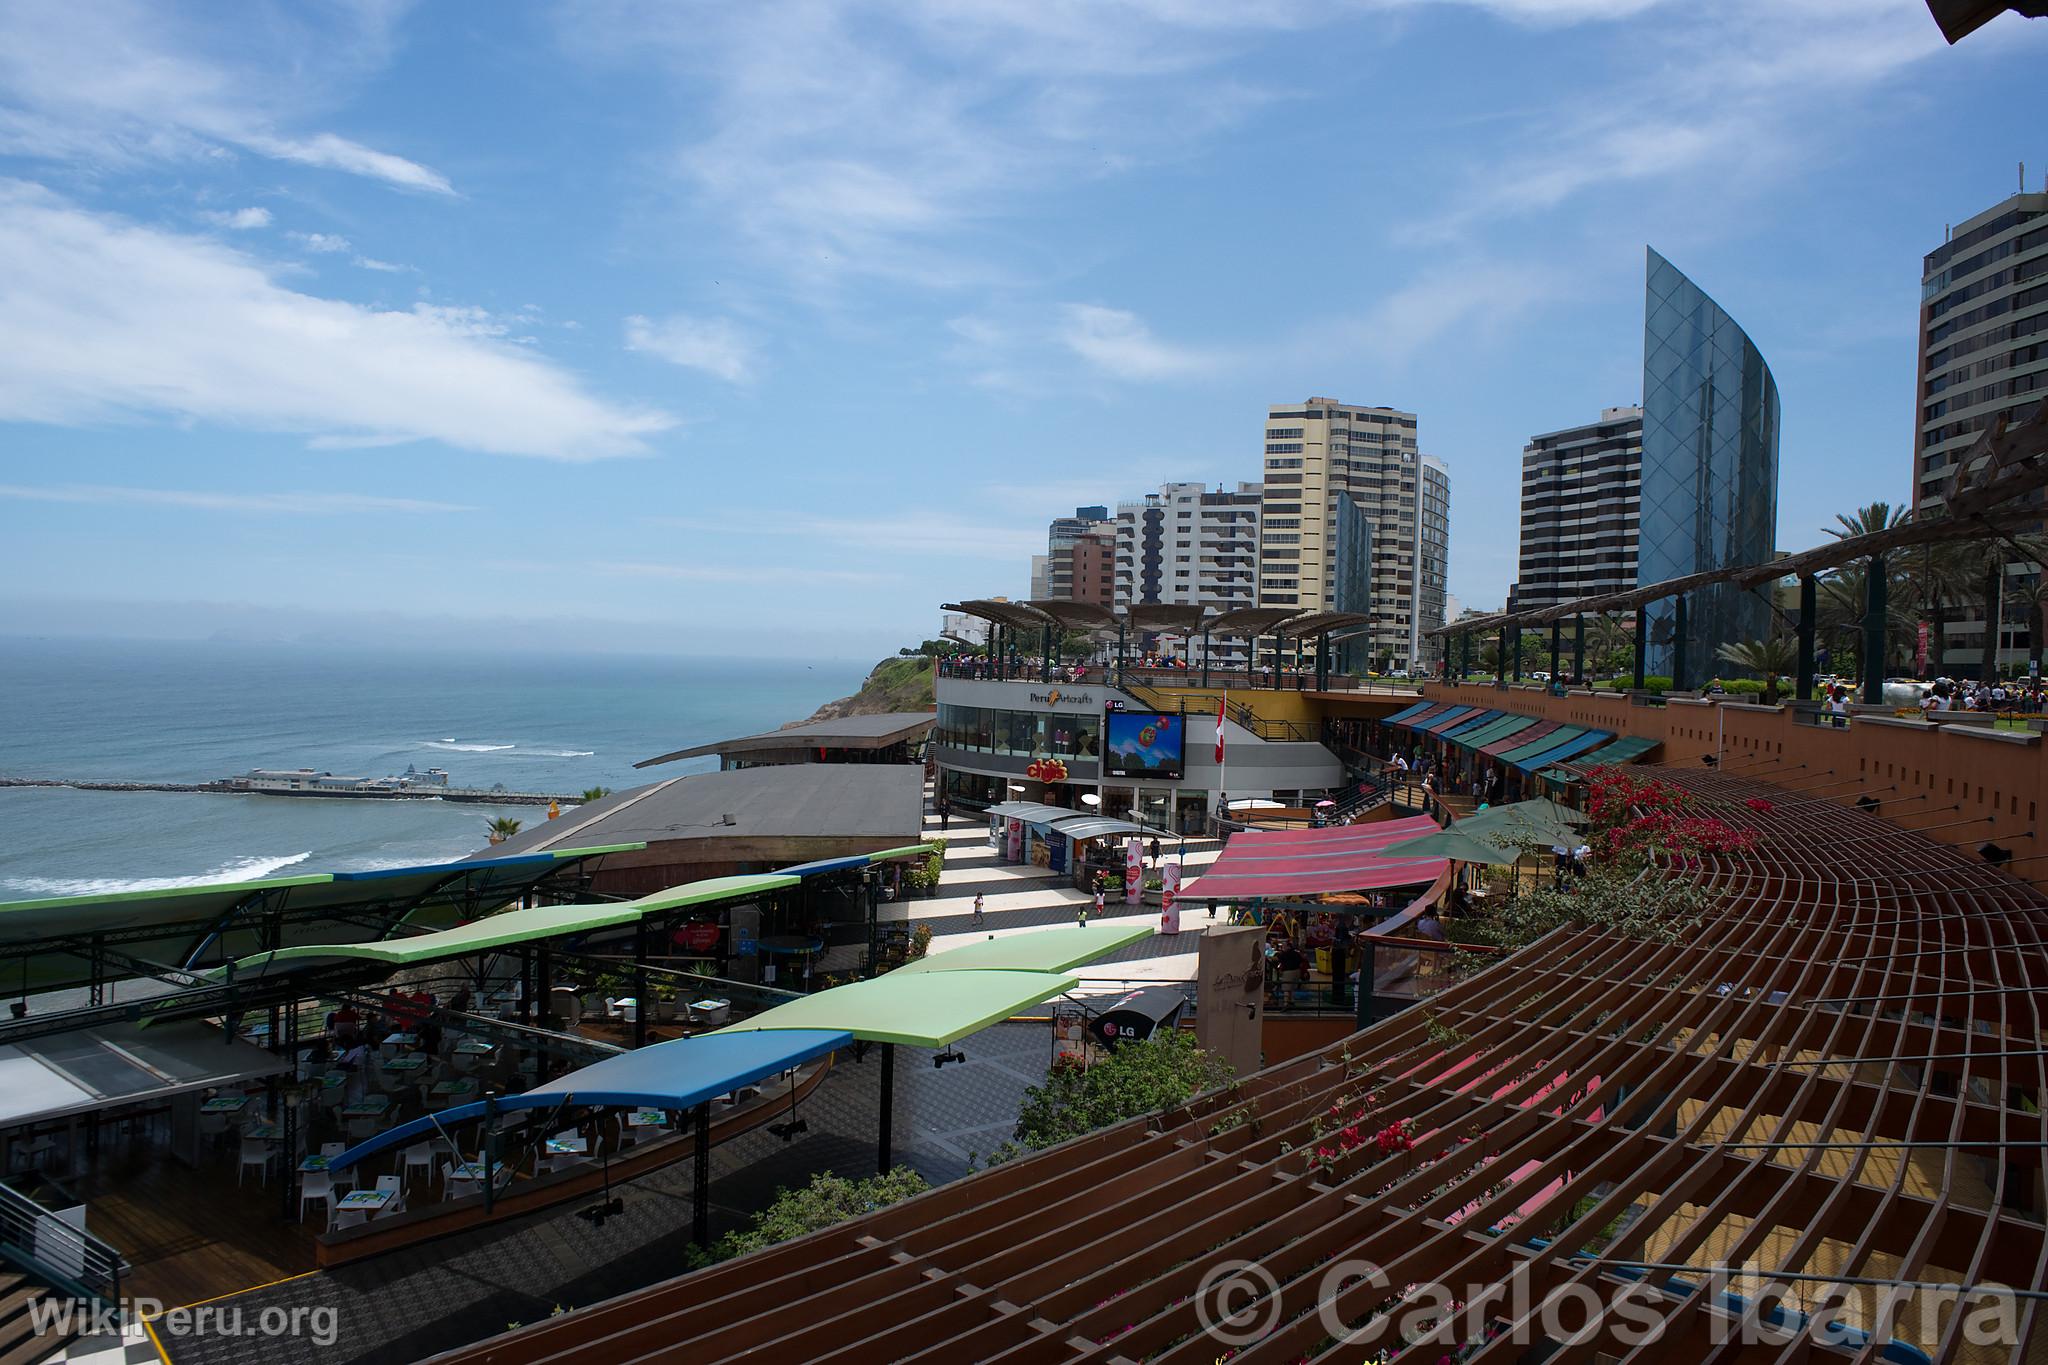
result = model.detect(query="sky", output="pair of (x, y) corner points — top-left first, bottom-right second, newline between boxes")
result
(0, 0), (2043, 659)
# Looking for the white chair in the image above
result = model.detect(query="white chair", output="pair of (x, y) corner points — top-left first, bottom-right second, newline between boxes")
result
(401, 1142), (434, 1188)
(374, 1174), (406, 1213)
(331, 1207), (368, 1232)
(298, 1171), (333, 1223)
(443, 1162), (479, 1198)
(237, 1139), (272, 1186)
(198, 1111), (230, 1143)
(319, 1144), (355, 1193)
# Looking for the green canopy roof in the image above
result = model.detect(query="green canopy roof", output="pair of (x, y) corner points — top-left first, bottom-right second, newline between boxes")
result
(1379, 828), (1521, 866)
(895, 924), (1150, 975)
(219, 903), (645, 978)
(714, 968), (1077, 1047)
(629, 874), (798, 912)
(864, 843), (939, 863)
(1449, 714), (1537, 751)
(1498, 724), (1587, 764)
(1456, 798), (1587, 847)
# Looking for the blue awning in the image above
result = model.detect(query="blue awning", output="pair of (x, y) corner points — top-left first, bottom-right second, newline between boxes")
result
(1510, 728), (1613, 774)
(774, 855), (871, 878)
(1382, 699), (1437, 725)
(1441, 708), (1504, 737)
(328, 1028), (850, 1170)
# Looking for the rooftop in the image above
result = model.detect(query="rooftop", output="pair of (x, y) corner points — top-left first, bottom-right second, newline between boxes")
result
(635, 710), (934, 768)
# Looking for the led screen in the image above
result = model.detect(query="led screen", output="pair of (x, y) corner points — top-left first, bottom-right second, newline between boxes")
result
(1103, 712), (1184, 781)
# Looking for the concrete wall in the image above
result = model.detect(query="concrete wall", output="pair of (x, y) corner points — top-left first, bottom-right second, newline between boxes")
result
(1420, 682), (2048, 890)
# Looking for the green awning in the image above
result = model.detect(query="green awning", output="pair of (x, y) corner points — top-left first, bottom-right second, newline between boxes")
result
(1570, 735), (1662, 768)
(1498, 724), (1586, 764)
(714, 969), (1077, 1047)
(864, 844), (939, 863)
(895, 924), (1151, 975)
(630, 874), (799, 912)
(219, 903), (646, 977)
(1450, 714), (1537, 751)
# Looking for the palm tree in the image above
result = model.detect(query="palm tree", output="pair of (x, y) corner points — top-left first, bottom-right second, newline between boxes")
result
(1827, 501), (1907, 541)
(578, 786), (611, 804)
(1959, 533), (2048, 682)
(1586, 614), (1631, 679)
(486, 816), (522, 845)
(1902, 541), (1978, 679)
(1714, 637), (1795, 705)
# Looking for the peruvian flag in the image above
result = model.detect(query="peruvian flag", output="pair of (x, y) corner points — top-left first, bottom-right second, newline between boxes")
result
(1214, 692), (1227, 764)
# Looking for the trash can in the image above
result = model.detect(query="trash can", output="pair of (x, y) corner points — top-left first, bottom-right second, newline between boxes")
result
(1088, 987), (1189, 1048)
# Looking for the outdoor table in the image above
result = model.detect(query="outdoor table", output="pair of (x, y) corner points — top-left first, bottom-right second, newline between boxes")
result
(298, 1155), (334, 1172)
(432, 1079), (478, 1097)
(244, 1123), (281, 1141)
(454, 1039), (495, 1056)
(336, 1189), (391, 1212)
(449, 1161), (487, 1183)
(200, 1095), (250, 1114)
(319, 1072), (349, 1090)
(625, 1110), (669, 1129)
(544, 1137), (588, 1155)
(382, 1055), (429, 1073)
(341, 1096), (391, 1118)
(383, 1032), (419, 1047)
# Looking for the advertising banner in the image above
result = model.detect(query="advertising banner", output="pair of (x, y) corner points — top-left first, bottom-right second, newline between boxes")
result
(1123, 837), (1142, 905)
(1006, 818), (1023, 863)
(1160, 859), (1181, 934)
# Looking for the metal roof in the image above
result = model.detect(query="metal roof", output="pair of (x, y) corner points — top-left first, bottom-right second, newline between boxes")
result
(942, 599), (1057, 632)
(636, 712), (934, 768)
(982, 801), (1085, 825)
(1273, 610), (1371, 640)
(1043, 816), (1170, 842)
(1019, 599), (1118, 630)
(1124, 603), (1208, 634)
(329, 1028), (852, 1171)
(713, 969), (1078, 1048)
(1202, 606), (1301, 637)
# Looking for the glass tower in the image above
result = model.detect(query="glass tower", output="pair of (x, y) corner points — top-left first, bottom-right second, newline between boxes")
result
(1638, 247), (1780, 685)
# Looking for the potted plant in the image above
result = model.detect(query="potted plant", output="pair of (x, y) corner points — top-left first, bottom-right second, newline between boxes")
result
(1142, 874), (1165, 906)
(651, 981), (680, 1021)
(485, 816), (522, 845)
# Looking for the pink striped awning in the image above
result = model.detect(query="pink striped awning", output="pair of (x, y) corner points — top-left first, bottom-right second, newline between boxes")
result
(1182, 815), (1449, 900)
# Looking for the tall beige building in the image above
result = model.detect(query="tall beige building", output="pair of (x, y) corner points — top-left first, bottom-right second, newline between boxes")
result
(1255, 398), (1443, 672)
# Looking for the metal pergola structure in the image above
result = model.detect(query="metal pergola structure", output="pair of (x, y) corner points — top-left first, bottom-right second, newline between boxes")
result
(1433, 406), (2048, 699)
(449, 764), (2048, 1364)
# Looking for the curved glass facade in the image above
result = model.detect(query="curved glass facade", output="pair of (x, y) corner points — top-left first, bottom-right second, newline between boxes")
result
(1639, 247), (1780, 685)
(934, 704), (1100, 759)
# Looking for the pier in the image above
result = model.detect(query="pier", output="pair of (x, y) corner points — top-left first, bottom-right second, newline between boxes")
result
(0, 776), (578, 806)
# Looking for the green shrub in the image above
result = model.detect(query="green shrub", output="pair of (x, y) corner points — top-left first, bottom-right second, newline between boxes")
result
(1006, 1029), (1229, 1154)
(712, 1168), (928, 1261)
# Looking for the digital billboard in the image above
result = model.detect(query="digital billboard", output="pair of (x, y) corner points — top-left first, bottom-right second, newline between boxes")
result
(1103, 711), (1184, 781)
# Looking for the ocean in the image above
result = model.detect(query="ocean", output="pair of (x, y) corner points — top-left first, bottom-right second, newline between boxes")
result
(0, 638), (872, 897)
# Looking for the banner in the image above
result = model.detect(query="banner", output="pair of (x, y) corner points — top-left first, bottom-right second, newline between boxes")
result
(1006, 818), (1023, 863)
(1214, 693), (1226, 764)
(1124, 837), (1142, 905)
(1916, 621), (1930, 673)
(1160, 859), (1181, 934)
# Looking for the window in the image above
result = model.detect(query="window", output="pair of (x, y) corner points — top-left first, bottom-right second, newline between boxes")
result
(1266, 426), (1304, 439)
(1265, 444), (1304, 456)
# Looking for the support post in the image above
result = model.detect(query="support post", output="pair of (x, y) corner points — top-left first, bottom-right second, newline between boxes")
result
(1512, 628), (1523, 682)
(864, 869), (880, 979)
(693, 1103), (712, 1246)
(1863, 553), (1888, 704)
(536, 942), (553, 1028)
(1459, 631), (1470, 680)
(1354, 939), (1376, 1029)
(1672, 594), (1690, 692)
(1633, 604), (1649, 690)
(1549, 621), (1562, 686)
(1796, 575), (1817, 702)
(279, 996), (298, 1222)
(632, 920), (649, 1049)
(1116, 620), (1126, 685)
(877, 1042), (896, 1174)
(1573, 614), (1586, 686)
(1201, 627), (1211, 690)
(1316, 632), (1330, 691)
(481, 1095), (497, 1214)
(1497, 625), (1509, 688)
(1042, 622), (1053, 684)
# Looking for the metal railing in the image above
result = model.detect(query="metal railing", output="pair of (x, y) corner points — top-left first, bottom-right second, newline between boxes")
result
(0, 1180), (125, 1308)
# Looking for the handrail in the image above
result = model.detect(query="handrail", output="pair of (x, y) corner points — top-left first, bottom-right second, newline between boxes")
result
(0, 1180), (125, 1306)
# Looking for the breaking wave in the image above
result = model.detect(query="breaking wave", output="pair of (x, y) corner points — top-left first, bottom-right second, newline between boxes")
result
(422, 740), (517, 753)
(2, 851), (314, 898)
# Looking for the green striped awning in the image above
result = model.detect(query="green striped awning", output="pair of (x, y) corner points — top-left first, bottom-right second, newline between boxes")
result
(1450, 714), (1537, 751)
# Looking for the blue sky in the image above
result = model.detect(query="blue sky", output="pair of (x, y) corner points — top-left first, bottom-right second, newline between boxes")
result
(1, 0), (2043, 659)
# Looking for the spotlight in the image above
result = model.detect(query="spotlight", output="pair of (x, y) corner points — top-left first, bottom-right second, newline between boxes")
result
(1700, 754), (1717, 766)
(1978, 842), (2012, 865)
(577, 1196), (624, 1226)
(932, 1047), (966, 1070)
(768, 1119), (809, 1141)
(1854, 795), (1880, 813)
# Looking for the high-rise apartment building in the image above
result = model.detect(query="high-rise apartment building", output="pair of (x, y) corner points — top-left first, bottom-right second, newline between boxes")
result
(1113, 482), (1262, 665)
(1506, 406), (1643, 614)
(1043, 505), (1114, 602)
(1638, 248), (1779, 684)
(1914, 189), (2048, 672)
(1416, 456), (1451, 671)
(1915, 191), (2048, 516)
(1255, 398), (1443, 673)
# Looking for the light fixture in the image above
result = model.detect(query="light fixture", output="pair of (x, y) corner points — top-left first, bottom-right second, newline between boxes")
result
(1081, 793), (1101, 807)
(933, 1046), (967, 1069)
(768, 1118), (809, 1141)
(1855, 795), (1880, 813)
(1979, 842), (2012, 865)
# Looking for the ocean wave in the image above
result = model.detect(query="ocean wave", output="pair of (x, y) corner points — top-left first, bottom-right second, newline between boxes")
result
(519, 749), (595, 758)
(421, 740), (517, 753)
(2, 851), (314, 898)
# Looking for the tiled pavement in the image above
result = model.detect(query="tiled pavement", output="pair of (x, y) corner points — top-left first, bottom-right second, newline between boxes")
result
(74, 800), (1208, 1364)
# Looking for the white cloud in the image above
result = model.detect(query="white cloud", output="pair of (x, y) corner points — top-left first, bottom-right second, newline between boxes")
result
(353, 256), (411, 273)
(0, 0), (453, 194)
(623, 314), (760, 384)
(0, 181), (672, 460)
(201, 206), (271, 230)
(291, 231), (351, 253)
(0, 483), (472, 515)
(1058, 304), (1219, 381)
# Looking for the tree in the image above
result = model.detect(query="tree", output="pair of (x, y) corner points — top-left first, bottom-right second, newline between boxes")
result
(1714, 637), (1794, 705)
(1827, 501), (1907, 541)
(578, 786), (611, 804)
(1004, 1030), (1231, 1155)
(485, 816), (522, 844)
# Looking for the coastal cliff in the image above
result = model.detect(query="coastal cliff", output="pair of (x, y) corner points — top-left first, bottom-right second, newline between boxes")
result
(789, 655), (935, 725)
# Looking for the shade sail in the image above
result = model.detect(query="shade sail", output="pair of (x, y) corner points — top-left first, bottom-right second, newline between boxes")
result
(1568, 735), (1662, 768)
(632, 873), (798, 912)
(1381, 829), (1520, 865)
(714, 969), (1077, 1048)
(1182, 815), (1449, 901)
(329, 1028), (851, 1171)
(1441, 709), (1506, 737)
(1383, 700), (1438, 726)
(1498, 724), (1581, 764)
(897, 924), (1151, 975)
(1509, 728), (1613, 774)
(1482, 720), (1561, 759)
(1452, 714), (1538, 751)
(220, 903), (646, 978)
(1048, 817), (1169, 842)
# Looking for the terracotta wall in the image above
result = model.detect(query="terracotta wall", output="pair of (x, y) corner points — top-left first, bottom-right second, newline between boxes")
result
(1419, 683), (2048, 892)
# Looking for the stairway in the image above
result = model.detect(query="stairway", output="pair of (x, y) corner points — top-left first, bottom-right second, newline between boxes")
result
(0, 1267), (72, 1365)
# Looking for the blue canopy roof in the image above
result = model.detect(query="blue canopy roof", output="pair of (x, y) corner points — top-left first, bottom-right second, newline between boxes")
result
(774, 855), (872, 878)
(1383, 699), (1437, 725)
(1510, 727), (1614, 774)
(328, 1027), (850, 1170)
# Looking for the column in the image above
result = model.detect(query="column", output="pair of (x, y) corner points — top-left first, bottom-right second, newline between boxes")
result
(1796, 575), (1817, 702)
(1633, 604), (1648, 690)
(1672, 594), (1690, 693)
(1862, 553), (1888, 705)
(1573, 614), (1586, 685)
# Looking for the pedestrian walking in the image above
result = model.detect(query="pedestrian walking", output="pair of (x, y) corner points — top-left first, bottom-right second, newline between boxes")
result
(1085, 886), (1102, 926)
(972, 893), (985, 928)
